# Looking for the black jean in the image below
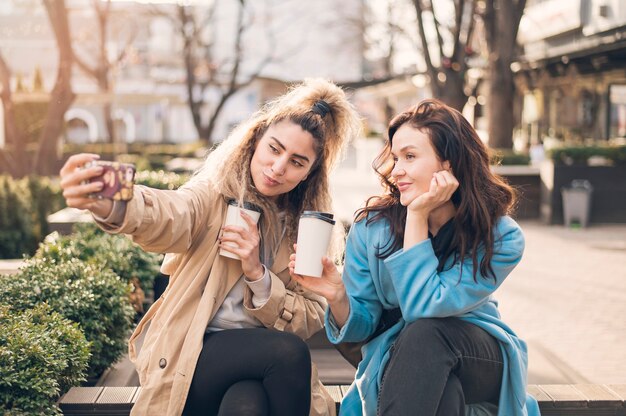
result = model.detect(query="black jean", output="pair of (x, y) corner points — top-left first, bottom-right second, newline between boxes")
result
(183, 328), (311, 416)
(378, 317), (503, 416)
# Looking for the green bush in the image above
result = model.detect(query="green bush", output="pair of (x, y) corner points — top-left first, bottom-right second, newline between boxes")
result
(63, 141), (206, 159)
(548, 144), (626, 165)
(0, 176), (64, 259)
(135, 170), (190, 190)
(489, 149), (531, 166)
(0, 258), (134, 378)
(35, 223), (162, 295)
(0, 303), (90, 415)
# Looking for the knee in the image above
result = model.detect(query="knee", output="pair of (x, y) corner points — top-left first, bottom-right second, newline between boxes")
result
(220, 381), (268, 416)
(273, 332), (311, 369)
(396, 318), (448, 352)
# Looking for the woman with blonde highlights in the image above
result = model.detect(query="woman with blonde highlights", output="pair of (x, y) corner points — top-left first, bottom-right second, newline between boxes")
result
(59, 78), (361, 416)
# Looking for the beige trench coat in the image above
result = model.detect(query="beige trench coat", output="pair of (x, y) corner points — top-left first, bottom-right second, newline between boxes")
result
(96, 180), (336, 416)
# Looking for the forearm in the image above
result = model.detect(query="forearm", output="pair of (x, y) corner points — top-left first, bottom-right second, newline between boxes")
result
(403, 210), (429, 249)
(328, 290), (350, 328)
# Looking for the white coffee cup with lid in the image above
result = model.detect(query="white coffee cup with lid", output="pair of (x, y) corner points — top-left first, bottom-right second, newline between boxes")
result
(294, 211), (335, 278)
(220, 199), (262, 260)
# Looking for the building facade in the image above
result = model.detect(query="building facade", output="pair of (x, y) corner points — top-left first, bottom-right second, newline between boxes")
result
(514, 0), (626, 146)
(0, 0), (365, 147)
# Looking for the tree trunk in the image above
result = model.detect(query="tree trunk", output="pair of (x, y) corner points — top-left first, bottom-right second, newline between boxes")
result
(437, 68), (468, 112)
(35, 0), (75, 176)
(487, 59), (515, 149)
(103, 101), (116, 144)
(483, 0), (526, 149)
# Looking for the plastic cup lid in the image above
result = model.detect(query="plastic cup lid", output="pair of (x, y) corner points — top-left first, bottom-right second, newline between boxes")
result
(227, 198), (262, 213)
(301, 211), (335, 225)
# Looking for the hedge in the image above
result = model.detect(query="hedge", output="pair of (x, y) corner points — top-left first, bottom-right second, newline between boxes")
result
(0, 176), (64, 259)
(0, 258), (134, 378)
(0, 303), (90, 415)
(35, 223), (162, 300)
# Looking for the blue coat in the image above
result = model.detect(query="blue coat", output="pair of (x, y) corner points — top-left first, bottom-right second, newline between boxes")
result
(325, 216), (540, 416)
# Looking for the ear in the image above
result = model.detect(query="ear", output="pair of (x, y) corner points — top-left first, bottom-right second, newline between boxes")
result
(442, 160), (451, 171)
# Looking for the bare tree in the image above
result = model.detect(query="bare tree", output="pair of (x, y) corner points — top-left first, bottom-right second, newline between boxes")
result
(35, 0), (76, 175)
(482, 0), (526, 149)
(73, 0), (136, 146)
(0, 52), (30, 177)
(412, 0), (477, 111)
(161, 1), (285, 144)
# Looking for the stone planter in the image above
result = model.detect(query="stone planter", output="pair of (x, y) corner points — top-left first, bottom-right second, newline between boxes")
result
(493, 165), (541, 220)
(540, 161), (626, 224)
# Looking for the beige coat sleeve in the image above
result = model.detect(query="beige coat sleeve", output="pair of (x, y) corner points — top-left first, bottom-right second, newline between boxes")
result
(94, 179), (218, 254)
(243, 268), (327, 340)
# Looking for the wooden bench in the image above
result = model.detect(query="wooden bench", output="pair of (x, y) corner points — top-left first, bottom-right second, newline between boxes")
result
(58, 384), (626, 415)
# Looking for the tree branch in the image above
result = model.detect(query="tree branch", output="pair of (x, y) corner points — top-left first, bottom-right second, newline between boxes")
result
(483, 0), (496, 52)
(511, 0), (527, 41)
(451, 0), (464, 59)
(413, 0), (438, 86)
(429, 0), (447, 61)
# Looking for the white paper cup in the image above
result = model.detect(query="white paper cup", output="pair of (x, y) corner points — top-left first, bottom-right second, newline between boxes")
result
(220, 200), (262, 260)
(294, 211), (335, 278)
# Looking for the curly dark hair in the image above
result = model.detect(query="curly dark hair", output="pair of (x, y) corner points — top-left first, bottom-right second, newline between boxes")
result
(356, 99), (516, 281)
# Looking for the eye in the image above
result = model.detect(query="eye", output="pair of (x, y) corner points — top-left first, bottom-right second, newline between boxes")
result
(392, 156), (398, 163)
(269, 144), (279, 154)
(291, 159), (304, 168)
(405, 153), (415, 160)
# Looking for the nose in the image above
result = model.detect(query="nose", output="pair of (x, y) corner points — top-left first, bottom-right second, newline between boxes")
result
(271, 156), (287, 176)
(391, 162), (404, 179)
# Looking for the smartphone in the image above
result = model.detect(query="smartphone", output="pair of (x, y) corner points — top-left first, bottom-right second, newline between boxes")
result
(84, 160), (136, 201)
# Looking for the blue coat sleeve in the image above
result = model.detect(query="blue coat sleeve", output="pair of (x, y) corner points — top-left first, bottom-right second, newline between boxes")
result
(383, 217), (524, 321)
(326, 220), (383, 344)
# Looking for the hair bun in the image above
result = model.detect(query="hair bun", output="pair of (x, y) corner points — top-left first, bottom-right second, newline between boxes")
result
(311, 100), (332, 118)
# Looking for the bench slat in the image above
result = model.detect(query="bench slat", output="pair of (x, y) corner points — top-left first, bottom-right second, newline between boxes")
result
(59, 384), (626, 415)
(528, 384), (553, 406)
(606, 384), (626, 404)
(96, 387), (138, 404)
(540, 384), (587, 408)
(574, 384), (623, 408)
(131, 387), (142, 404)
(59, 387), (103, 405)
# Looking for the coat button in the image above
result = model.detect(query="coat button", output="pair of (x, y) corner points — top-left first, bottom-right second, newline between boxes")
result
(159, 358), (167, 369)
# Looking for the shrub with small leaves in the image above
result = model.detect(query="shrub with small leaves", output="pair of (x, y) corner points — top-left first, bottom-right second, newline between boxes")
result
(0, 175), (64, 259)
(0, 258), (134, 378)
(134, 170), (189, 190)
(35, 223), (162, 295)
(0, 303), (90, 415)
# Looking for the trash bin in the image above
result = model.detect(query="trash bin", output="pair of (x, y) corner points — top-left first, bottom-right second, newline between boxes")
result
(561, 179), (593, 228)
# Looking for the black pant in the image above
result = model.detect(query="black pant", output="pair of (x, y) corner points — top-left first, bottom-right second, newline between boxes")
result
(378, 318), (503, 416)
(183, 328), (311, 416)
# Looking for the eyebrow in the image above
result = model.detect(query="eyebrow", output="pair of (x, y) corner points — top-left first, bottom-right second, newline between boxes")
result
(270, 137), (311, 163)
(391, 144), (418, 155)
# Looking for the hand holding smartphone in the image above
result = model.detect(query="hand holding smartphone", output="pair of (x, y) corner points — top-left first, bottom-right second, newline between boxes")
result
(82, 160), (136, 201)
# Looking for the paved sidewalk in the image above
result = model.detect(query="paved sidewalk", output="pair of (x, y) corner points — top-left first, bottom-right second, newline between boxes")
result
(497, 221), (626, 384)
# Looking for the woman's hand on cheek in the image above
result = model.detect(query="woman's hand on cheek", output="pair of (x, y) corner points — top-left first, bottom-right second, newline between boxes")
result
(408, 170), (459, 214)
(288, 246), (346, 303)
(219, 211), (264, 280)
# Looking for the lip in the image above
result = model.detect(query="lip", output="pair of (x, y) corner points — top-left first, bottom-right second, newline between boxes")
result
(263, 172), (282, 186)
(396, 182), (411, 192)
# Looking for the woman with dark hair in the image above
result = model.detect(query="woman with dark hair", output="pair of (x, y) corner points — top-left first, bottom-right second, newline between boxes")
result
(59, 79), (361, 416)
(290, 99), (539, 415)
